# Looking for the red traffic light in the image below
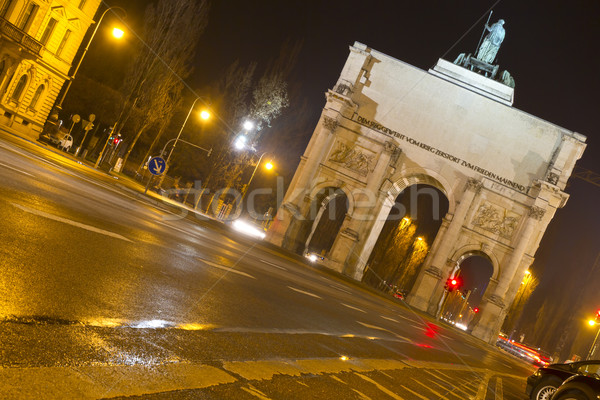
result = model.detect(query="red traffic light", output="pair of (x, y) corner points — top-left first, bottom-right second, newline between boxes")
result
(445, 277), (462, 292)
(473, 307), (479, 313)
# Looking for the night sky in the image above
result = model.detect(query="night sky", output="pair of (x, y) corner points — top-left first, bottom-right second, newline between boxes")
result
(99, 0), (600, 351)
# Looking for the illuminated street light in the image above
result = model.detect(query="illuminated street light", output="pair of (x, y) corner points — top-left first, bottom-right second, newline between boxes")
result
(239, 152), (273, 205)
(112, 27), (124, 39)
(56, 6), (126, 109)
(164, 96), (211, 167)
(586, 315), (600, 360)
(243, 120), (254, 131)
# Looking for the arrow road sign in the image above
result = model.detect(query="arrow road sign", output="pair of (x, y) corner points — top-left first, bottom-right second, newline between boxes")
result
(148, 156), (167, 176)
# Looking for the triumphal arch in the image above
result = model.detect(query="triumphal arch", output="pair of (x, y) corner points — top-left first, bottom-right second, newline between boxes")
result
(267, 40), (586, 342)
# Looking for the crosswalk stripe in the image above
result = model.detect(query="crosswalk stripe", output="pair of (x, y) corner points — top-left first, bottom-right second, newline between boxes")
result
(355, 373), (405, 400)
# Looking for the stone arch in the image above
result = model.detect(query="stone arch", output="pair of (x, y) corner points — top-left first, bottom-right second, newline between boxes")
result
(388, 168), (456, 215)
(451, 245), (500, 281)
(308, 180), (355, 216)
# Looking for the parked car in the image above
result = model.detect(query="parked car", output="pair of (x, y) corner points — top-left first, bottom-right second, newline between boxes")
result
(526, 360), (600, 400)
(551, 373), (600, 400)
(48, 133), (72, 151)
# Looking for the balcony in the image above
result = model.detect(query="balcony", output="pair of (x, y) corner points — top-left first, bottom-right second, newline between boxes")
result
(0, 17), (42, 57)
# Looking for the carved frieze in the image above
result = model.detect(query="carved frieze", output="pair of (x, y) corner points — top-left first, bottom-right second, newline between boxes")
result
(328, 141), (375, 177)
(472, 202), (520, 239)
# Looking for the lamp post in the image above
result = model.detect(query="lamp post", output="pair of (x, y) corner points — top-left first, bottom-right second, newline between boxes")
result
(587, 312), (600, 360)
(164, 96), (210, 168)
(239, 152), (272, 204)
(55, 6), (126, 109)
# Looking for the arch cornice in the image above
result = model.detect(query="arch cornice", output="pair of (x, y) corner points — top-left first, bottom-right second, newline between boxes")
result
(308, 180), (355, 216)
(450, 244), (500, 280)
(387, 167), (456, 214)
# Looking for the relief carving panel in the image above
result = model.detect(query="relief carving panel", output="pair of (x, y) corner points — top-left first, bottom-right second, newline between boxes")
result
(472, 202), (520, 239)
(328, 140), (375, 177)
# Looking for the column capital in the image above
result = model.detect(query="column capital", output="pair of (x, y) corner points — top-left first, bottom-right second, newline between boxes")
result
(322, 116), (338, 132)
(528, 205), (546, 220)
(466, 178), (483, 193)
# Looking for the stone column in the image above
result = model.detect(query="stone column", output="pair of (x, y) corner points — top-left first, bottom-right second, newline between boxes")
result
(329, 142), (398, 278)
(267, 115), (338, 249)
(408, 178), (482, 312)
(471, 205), (545, 343)
(494, 206), (545, 299)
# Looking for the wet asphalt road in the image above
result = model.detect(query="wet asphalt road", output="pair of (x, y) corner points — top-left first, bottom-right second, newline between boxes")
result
(0, 134), (536, 399)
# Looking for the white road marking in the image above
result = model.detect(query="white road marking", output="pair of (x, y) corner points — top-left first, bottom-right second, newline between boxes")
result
(259, 259), (287, 271)
(355, 373), (404, 399)
(381, 316), (399, 323)
(341, 303), (367, 313)
(401, 385), (429, 400)
(11, 203), (132, 242)
(356, 321), (413, 342)
(200, 260), (256, 279)
(287, 286), (322, 299)
(0, 161), (35, 177)
(412, 379), (447, 398)
(495, 377), (503, 400)
(330, 284), (352, 294)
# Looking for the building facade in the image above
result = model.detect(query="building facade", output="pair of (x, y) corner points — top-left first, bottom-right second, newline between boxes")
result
(267, 42), (586, 343)
(0, 0), (100, 139)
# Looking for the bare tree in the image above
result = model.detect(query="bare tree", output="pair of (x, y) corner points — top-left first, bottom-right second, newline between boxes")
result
(118, 0), (209, 167)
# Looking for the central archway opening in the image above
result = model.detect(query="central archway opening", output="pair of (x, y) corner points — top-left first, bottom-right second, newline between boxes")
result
(441, 253), (494, 330)
(363, 184), (449, 296)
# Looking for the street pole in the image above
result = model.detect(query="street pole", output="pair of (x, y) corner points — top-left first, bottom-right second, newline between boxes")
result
(239, 152), (268, 205)
(164, 96), (209, 167)
(587, 324), (600, 360)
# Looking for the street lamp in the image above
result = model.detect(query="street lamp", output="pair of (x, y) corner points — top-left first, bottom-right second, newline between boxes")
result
(55, 6), (126, 109)
(164, 96), (211, 167)
(587, 319), (600, 360)
(239, 152), (273, 204)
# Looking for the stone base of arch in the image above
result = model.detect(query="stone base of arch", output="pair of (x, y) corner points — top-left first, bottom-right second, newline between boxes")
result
(407, 267), (443, 313)
(471, 295), (505, 343)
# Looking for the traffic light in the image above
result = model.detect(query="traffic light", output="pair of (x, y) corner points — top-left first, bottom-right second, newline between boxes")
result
(473, 307), (480, 313)
(445, 277), (462, 292)
(596, 309), (600, 323)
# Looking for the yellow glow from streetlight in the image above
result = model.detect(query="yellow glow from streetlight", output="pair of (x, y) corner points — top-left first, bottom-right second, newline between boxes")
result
(264, 161), (274, 170)
(112, 27), (124, 39)
(417, 237), (423, 241)
(525, 270), (531, 275)
(402, 217), (410, 223)
(200, 110), (210, 120)
(589, 319), (597, 327)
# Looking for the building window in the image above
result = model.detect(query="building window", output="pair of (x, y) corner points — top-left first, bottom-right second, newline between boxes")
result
(18, 2), (38, 31)
(56, 29), (70, 57)
(40, 18), (56, 45)
(11, 75), (27, 101)
(30, 84), (43, 108)
(0, 0), (14, 18)
(78, 0), (86, 10)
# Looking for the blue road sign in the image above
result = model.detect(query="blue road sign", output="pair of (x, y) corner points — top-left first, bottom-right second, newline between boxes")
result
(148, 156), (167, 176)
